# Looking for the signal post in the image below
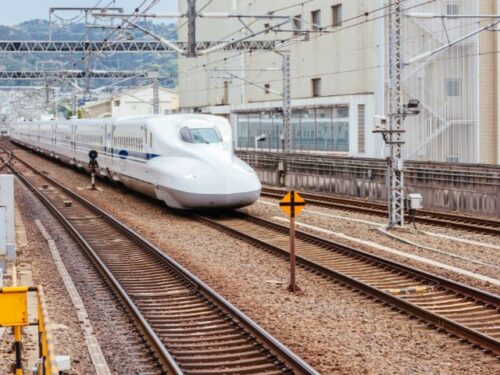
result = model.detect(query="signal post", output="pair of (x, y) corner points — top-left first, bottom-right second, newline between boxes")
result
(88, 150), (98, 190)
(279, 190), (306, 293)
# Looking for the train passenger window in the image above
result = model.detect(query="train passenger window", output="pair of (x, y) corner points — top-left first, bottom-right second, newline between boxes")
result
(180, 127), (222, 144)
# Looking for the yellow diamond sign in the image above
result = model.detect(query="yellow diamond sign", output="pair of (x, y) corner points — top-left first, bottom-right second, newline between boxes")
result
(279, 191), (306, 218)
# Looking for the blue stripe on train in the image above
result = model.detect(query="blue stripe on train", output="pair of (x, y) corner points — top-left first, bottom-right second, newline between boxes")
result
(45, 139), (161, 162)
(30, 136), (161, 160)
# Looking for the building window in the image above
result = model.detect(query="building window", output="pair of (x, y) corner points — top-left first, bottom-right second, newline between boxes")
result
(333, 106), (349, 152)
(300, 109), (316, 150)
(249, 113), (261, 149)
(332, 4), (342, 27)
(445, 78), (461, 96)
(264, 84), (271, 94)
(236, 106), (349, 153)
(293, 15), (302, 36)
(311, 10), (321, 31)
(311, 78), (321, 97)
(114, 100), (120, 107)
(446, 3), (459, 15)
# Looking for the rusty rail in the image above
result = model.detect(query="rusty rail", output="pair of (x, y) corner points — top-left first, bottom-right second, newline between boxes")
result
(2, 147), (318, 375)
(198, 211), (500, 356)
(261, 187), (500, 235)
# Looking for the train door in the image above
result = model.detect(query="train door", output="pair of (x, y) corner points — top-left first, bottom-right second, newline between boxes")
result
(144, 125), (155, 185)
(71, 123), (76, 159)
(144, 125), (158, 187)
(104, 122), (113, 167)
(52, 123), (56, 153)
(37, 123), (40, 150)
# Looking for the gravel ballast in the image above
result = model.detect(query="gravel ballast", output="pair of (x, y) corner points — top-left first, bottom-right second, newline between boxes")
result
(244, 198), (500, 295)
(0, 178), (95, 374)
(9, 147), (500, 374)
(1, 167), (162, 374)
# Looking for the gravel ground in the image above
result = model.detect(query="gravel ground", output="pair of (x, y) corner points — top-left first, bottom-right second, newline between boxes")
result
(9, 147), (500, 374)
(0, 167), (162, 374)
(278, 194), (500, 245)
(243, 197), (500, 295)
(0, 177), (95, 375)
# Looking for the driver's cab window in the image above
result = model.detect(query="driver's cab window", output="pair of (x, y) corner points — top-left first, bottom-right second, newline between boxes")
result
(180, 127), (222, 144)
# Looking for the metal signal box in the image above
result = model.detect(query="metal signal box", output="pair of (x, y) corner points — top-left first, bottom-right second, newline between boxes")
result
(407, 193), (423, 210)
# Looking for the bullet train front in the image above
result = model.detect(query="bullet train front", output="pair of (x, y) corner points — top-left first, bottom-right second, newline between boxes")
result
(145, 114), (261, 209)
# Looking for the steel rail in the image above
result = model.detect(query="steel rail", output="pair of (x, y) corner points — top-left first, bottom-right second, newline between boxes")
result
(197, 212), (500, 356)
(0, 143), (12, 172)
(2, 147), (318, 375)
(2, 151), (181, 374)
(4, 141), (498, 357)
(261, 187), (500, 235)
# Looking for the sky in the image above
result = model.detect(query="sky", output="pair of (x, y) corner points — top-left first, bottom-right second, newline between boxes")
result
(0, 0), (178, 26)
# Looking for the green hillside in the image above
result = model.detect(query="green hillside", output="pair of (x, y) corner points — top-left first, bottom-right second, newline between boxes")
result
(0, 19), (178, 87)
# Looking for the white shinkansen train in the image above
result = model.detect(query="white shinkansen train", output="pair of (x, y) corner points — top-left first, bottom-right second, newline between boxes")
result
(10, 114), (261, 209)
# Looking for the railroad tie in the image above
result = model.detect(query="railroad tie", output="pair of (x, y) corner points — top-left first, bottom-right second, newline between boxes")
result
(383, 286), (432, 295)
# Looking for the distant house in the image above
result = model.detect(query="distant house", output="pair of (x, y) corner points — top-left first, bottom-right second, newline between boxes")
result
(81, 85), (178, 118)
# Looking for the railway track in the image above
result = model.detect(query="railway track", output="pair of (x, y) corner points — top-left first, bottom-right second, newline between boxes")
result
(198, 212), (500, 356)
(1, 148), (318, 375)
(4, 142), (499, 358)
(0, 143), (11, 171)
(261, 187), (500, 236)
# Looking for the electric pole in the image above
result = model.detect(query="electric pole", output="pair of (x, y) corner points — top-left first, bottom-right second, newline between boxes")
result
(387, 0), (404, 228)
(44, 80), (52, 114)
(71, 83), (77, 116)
(187, 0), (197, 57)
(150, 72), (160, 114)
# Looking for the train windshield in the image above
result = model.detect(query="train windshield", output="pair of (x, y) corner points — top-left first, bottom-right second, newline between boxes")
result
(180, 127), (222, 144)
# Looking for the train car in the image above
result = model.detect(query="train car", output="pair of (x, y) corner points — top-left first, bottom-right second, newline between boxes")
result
(10, 114), (261, 209)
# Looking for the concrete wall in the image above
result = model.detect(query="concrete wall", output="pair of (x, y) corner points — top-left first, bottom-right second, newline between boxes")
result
(111, 87), (178, 117)
(81, 101), (111, 118)
(0, 175), (15, 258)
(178, 0), (376, 109)
(237, 151), (500, 218)
(479, 0), (499, 164)
(82, 86), (178, 118)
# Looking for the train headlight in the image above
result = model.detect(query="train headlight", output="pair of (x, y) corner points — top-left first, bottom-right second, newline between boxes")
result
(185, 173), (197, 180)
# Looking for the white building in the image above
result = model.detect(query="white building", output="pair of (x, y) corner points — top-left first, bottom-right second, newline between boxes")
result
(177, 0), (500, 164)
(81, 85), (179, 118)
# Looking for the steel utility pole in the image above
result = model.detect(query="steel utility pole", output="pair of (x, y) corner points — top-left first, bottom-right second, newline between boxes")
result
(149, 72), (160, 114)
(387, 0), (405, 228)
(44, 81), (50, 111)
(71, 83), (77, 115)
(187, 0), (197, 57)
(84, 10), (91, 95)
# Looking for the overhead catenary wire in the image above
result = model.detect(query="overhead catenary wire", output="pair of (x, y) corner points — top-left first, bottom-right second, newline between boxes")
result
(183, 0), (437, 74)
(180, 45), (500, 96)
(191, 14), (484, 80)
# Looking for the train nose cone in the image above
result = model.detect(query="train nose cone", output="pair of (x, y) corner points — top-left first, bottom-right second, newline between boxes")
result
(157, 155), (261, 209)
